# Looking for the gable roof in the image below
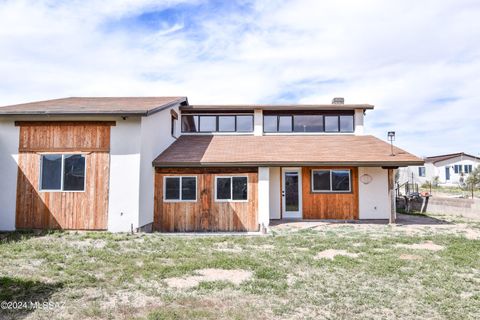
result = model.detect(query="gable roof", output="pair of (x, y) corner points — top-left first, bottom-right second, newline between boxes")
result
(153, 135), (423, 167)
(0, 97), (188, 116)
(425, 152), (480, 164)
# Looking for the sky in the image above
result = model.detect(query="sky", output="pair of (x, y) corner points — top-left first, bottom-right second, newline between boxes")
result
(0, 0), (479, 157)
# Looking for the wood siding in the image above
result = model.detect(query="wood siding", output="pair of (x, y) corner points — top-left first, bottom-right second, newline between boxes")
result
(15, 122), (112, 230)
(154, 168), (258, 232)
(301, 167), (359, 220)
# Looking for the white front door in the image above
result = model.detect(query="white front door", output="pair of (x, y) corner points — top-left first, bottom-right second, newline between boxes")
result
(282, 168), (302, 219)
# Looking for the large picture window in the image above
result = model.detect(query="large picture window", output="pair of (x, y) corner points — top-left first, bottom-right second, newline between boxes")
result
(40, 154), (86, 191)
(181, 115), (254, 133)
(215, 176), (248, 201)
(164, 176), (197, 202)
(311, 169), (351, 192)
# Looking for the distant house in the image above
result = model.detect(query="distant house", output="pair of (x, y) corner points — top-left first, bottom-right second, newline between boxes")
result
(399, 152), (480, 186)
(0, 97), (422, 232)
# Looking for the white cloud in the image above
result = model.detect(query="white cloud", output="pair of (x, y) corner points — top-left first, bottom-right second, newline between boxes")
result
(0, 0), (479, 156)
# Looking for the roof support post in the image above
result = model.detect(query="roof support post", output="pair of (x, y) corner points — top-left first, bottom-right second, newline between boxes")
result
(258, 167), (270, 232)
(388, 168), (396, 223)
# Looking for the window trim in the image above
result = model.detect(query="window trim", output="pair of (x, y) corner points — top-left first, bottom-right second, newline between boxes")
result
(39, 153), (87, 193)
(214, 175), (249, 202)
(311, 169), (352, 193)
(163, 176), (198, 202)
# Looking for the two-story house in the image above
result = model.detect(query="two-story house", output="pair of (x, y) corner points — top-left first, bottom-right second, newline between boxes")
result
(399, 152), (480, 187)
(0, 97), (423, 232)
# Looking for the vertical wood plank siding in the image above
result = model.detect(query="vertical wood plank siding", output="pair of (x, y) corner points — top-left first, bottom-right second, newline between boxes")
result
(154, 168), (258, 232)
(15, 122), (112, 230)
(301, 167), (359, 220)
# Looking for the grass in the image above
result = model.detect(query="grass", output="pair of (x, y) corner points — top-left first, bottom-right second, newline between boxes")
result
(0, 213), (479, 319)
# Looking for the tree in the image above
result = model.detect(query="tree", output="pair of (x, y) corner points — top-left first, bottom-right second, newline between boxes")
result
(466, 165), (480, 198)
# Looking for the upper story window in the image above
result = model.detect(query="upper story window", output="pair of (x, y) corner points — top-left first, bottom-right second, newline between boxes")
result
(181, 114), (254, 133)
(40, 154), (86, 192)
(263, 113), (354, 133)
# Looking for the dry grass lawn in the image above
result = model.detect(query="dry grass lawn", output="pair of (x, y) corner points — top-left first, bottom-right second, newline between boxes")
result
(1, 212), (479, 319)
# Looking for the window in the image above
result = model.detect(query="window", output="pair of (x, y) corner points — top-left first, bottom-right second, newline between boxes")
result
(311, 169), (351, 192)
(454, 165), (462, 174)
(339, 115), (354, 132)
(293, 115), (323, 132)
(263, 115), (278, 132)
(236, 115), (254, 132)
(40, 154), (86, 191)
(218, 116), (235, 132)
(278, 116), (293, 132)
(181, 115), (199, 132)
(181, 115), (254, 133)
(164, 176), (197, 201)
(418, 167), (426, 177)
(464, 165), (473, 174)
(199, 115), (217, 132)
(324, 116), (339, 132)
(215, 176), (248, 201)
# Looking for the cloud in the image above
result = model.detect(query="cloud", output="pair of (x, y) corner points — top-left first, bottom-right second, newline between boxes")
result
(0, 0), (479, 156)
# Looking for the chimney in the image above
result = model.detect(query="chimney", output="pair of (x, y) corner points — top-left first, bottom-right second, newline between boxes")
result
(332, 97), (344, 104)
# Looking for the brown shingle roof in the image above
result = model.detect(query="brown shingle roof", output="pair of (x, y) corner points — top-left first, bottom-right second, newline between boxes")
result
(0, 97), (187, 116)
(425, 152), (480, 163)
(153, 135), (423, 167)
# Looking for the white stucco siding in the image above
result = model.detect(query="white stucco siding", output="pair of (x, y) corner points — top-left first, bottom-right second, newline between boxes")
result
(0, 120), (19, 231)
(354, 109), (364, 135)
(108, 118), (142, 232)
(269, 167), (281, 219)
(358, 167), (390, 219)
(138, 106), (180, 229)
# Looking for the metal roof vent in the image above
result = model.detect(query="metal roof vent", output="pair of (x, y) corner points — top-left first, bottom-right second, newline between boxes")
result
(332, 97), (344, 104)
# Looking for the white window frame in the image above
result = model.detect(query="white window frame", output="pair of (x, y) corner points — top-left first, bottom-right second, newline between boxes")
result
(311, 169), (351, 193)
(214, 176), (249, 202)
(39, 154), (87, 193)
(163, 176), (197, 202)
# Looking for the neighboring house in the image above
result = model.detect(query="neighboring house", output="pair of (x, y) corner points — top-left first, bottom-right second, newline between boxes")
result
(0, 97), (423, 232)
(399, 153), (480, 187)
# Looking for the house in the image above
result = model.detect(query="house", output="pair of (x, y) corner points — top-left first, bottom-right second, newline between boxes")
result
(399, 152), (480, 187)
(0, 97), (423, 232)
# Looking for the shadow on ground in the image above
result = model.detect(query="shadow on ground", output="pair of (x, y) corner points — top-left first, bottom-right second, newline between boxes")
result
(0, 230), (63, 244)
(0, 277), (63, 319)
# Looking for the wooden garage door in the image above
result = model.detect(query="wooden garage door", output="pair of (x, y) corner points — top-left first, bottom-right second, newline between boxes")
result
(15, 121), (113, 230)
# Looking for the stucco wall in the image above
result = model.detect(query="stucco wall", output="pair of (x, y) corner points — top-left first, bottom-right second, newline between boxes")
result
(358, 167), (390, 219)
(0, 119), (19, 231)
(108, 117), (142, 232)
(138, 106), (180, 229)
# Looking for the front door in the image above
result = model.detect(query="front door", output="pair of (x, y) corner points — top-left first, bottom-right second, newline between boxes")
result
(282, 168), (302, 219)
(445, 167), (450, 181)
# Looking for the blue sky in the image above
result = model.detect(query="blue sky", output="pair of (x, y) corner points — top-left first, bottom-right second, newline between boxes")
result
(0, 0), (479, 157)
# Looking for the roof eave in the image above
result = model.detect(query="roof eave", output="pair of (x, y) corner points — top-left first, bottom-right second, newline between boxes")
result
(153, 160), (425, 168)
